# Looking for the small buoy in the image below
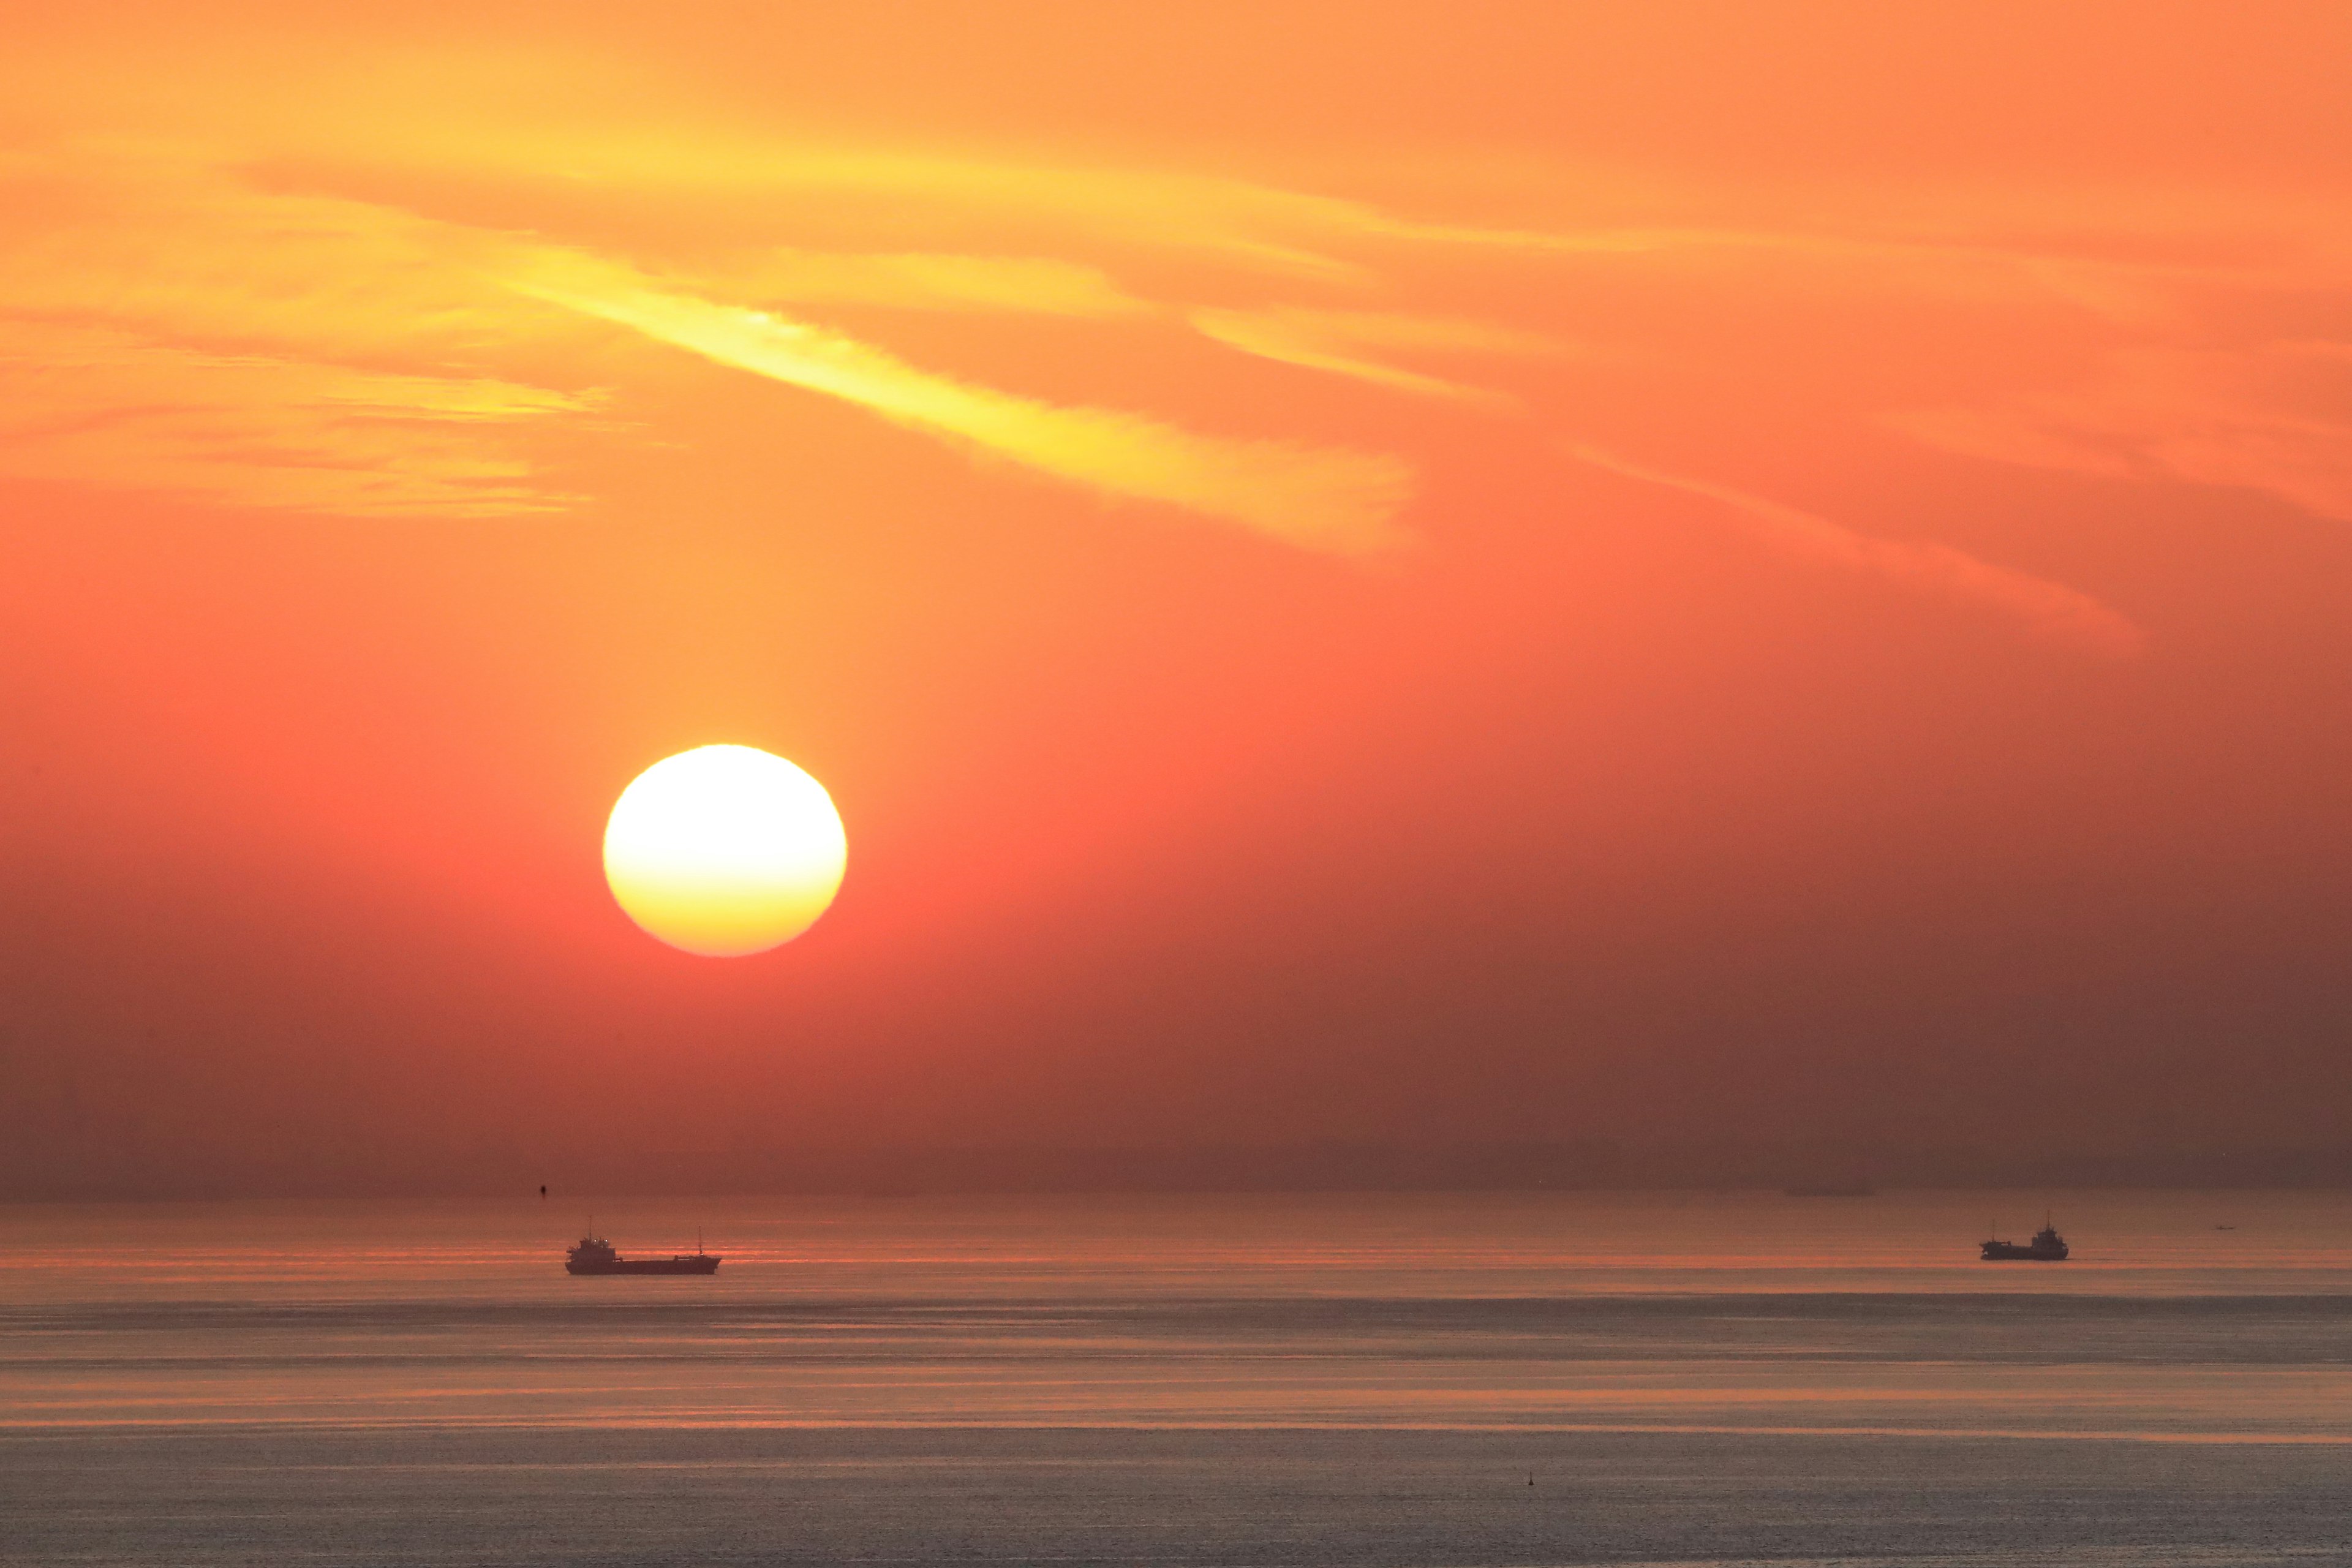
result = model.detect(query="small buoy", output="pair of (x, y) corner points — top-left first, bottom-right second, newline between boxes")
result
(539, 1185), (548, 1199)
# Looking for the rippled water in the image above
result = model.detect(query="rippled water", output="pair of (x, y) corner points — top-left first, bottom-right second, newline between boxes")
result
(3, 1191), (2348, 1564)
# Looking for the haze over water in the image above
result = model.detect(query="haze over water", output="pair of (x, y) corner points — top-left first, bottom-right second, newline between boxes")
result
(4, 1191), (2349, 1564)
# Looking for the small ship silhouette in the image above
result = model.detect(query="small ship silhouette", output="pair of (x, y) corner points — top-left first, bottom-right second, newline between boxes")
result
(564, 1224), (720, 1276)
(1980, 1214), (2068, 1261)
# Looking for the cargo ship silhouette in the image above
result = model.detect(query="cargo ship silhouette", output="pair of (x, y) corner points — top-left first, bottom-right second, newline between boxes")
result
(1980, 1215), (2069, 1261)
(564, 1226), (720, 1275)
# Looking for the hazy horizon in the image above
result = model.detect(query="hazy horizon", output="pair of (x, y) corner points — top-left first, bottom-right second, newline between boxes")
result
(12, 1136), (2352, 1202)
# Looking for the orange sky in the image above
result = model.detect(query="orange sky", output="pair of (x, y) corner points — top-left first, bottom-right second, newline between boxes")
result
(7, 3), (2352, 1193)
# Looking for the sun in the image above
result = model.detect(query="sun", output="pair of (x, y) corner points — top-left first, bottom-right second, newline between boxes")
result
(603, 745), (847, 957)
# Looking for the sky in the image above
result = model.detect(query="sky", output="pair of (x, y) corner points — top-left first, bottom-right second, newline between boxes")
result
(6, 2), (2352, 1194)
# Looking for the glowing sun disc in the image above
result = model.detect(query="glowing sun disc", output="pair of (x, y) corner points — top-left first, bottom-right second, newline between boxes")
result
(603, 745), (846, 956)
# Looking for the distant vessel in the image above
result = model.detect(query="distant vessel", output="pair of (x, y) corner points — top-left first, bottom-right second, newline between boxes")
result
(565, 1227), (720, 1276)
(1980, 1216), (2068, 1261)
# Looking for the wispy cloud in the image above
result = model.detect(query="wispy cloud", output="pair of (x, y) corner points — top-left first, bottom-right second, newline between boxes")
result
(0, 154), (563, 360)
(0, 143), (1423, 545)
(1887, 346), (2352, 525)
(0, 150), (594, 516)
(510, 251), (1413, 553)
(710, 248), (1150, 318)
(0, 318), (587, 516)
(7, 70), (2343, 629)
(1189, 307), (1557, 406)
(1562, 441), (2145, 658)
(251, 129), (1378, 281)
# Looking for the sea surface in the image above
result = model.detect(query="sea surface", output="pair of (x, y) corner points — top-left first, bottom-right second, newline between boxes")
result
(2, 1191), (2349, 1565)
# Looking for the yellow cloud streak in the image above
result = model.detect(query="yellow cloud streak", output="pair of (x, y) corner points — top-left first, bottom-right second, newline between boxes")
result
(1562, 441), (2145, 659)
(511, 253), (1412, 554)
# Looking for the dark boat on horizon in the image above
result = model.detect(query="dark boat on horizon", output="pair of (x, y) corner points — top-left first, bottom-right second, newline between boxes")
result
(564, 1231), (721, 1276)
(1980, 1217), (2068, 1261)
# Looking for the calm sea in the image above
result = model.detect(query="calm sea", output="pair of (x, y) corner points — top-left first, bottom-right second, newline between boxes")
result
(3, 1191), (2348, 1565)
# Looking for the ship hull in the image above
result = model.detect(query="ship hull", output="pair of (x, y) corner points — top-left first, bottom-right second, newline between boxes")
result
(1978, 1243), (2067, 1261)
(566, 1256), (721, 1275)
